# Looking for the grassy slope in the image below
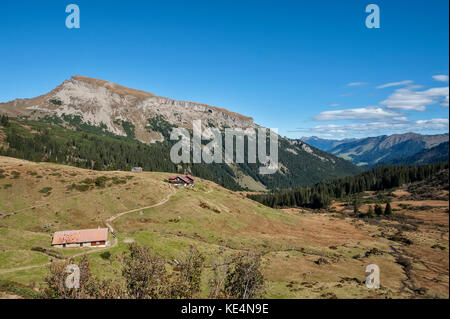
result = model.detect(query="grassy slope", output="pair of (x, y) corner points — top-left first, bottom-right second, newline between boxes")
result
(0, 156), (447, 298)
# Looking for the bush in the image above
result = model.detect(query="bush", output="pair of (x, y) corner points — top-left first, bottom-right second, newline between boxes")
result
(388, 232), (412, 245)
(218, 252), (265, 299)
(75, 184), (90, 192)
(121, 243), (205, 299)
(0, 280), (40, 299)
(95, 176), (109, 188)
(100, 251), (111, 260)
(39, 187), (53, 194)
(0, 114), (10, 127)
(121, 244), (170, 299)
(112, 177), (127, 185)
(49, 99), (62, 105)
(40, 244), (211, 299)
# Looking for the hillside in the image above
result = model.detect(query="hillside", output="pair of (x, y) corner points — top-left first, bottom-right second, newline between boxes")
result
(0, 76), (360, 191)
(0, 156), (448, 299)
(384, 142), (449, 166)
(302, 133), (449, 167)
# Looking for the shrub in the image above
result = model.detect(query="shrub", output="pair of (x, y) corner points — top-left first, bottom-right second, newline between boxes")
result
(49, 99), (62, 105)
(388, 231), (412, 245)
(112, 177), (126, 185)
(0, 115), (10, 127)
(170, 246), (205, 298)
(40, 244), (209, 299)
(41, 255), (91, 299)
(75, 184), (90, 192)
(121, 243), (169, 299)
(221, 252), (265, 299)
(39, 187), (53, 194)
(0, 280), (40, 299)
(100, 251), (112, 260)
(80, 178), (94, 185)
(95, 176), (109, 188)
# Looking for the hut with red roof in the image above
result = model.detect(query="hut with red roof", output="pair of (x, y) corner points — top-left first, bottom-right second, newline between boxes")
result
(51, 227), (109, 248)
(168, 174), (195, 187)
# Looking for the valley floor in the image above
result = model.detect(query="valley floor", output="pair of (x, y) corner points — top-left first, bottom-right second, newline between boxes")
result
(0, 156), (448, 299)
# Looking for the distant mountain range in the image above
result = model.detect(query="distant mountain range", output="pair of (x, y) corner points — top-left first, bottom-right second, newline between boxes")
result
(0, 75), (360, 191)
(384, 141), (449, 166)
(302, 132), (449, 167)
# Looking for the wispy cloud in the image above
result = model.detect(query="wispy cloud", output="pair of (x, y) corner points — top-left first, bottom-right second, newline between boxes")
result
(313, 106), (400, 121)
(347, 82), (367, 87)
(297, 76), (449, 138)
(442, 95), (449, 107)
(376, 80), (413, 89)
(292, 118), (449, 138)
(433, 74), (449, 82)
(381, 86), (449, 111)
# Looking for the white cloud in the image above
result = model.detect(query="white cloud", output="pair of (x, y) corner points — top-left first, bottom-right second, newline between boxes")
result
(415, 118), (449, 127)
(329, 103), (340, 107)
(347, 82), (367, 87)
(442, 95), (449, 107)
(313, 106), (401, 121)
(376, 80), (413, 89)
(381, 86), (449, 111)
(292, 118), (449, 138)
(433, 75), (449, 82)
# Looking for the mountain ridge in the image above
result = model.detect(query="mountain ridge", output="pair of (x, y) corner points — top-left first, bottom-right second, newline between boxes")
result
(302, 133), (449, 167)
(0, 75), (254, 144)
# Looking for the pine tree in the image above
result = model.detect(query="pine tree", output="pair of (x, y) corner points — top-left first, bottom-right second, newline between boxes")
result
(384, 202), (392, 215)
(353, 197), (360, 214)
(374, 204), (383, 216)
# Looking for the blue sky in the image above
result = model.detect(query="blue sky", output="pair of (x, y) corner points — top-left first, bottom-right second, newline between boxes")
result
(0, 0), (448, 139)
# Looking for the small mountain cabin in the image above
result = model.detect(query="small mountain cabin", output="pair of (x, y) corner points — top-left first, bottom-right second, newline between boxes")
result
(168, 174), (194, 186)
(51, 228), (109, 248)
(131, 167), (143, 173)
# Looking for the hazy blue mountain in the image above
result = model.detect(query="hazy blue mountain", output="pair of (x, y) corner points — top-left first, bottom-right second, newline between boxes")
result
(302, 133), (449, 167)
(300, 136), (356, 152)
(384, 141), (449, 166)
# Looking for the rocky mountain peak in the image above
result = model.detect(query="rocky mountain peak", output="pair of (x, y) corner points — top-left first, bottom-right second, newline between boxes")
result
(0, 76), (255, 144)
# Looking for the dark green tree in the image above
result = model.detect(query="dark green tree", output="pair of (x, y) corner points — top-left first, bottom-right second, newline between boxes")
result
(374, 204), (383, 216)
(384, 202), (392, 215)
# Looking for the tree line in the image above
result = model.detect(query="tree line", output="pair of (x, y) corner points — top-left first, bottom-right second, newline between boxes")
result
(0, 116), (243, 190)
(248, 162), (449, 209)
(0, 115), (361, 192)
